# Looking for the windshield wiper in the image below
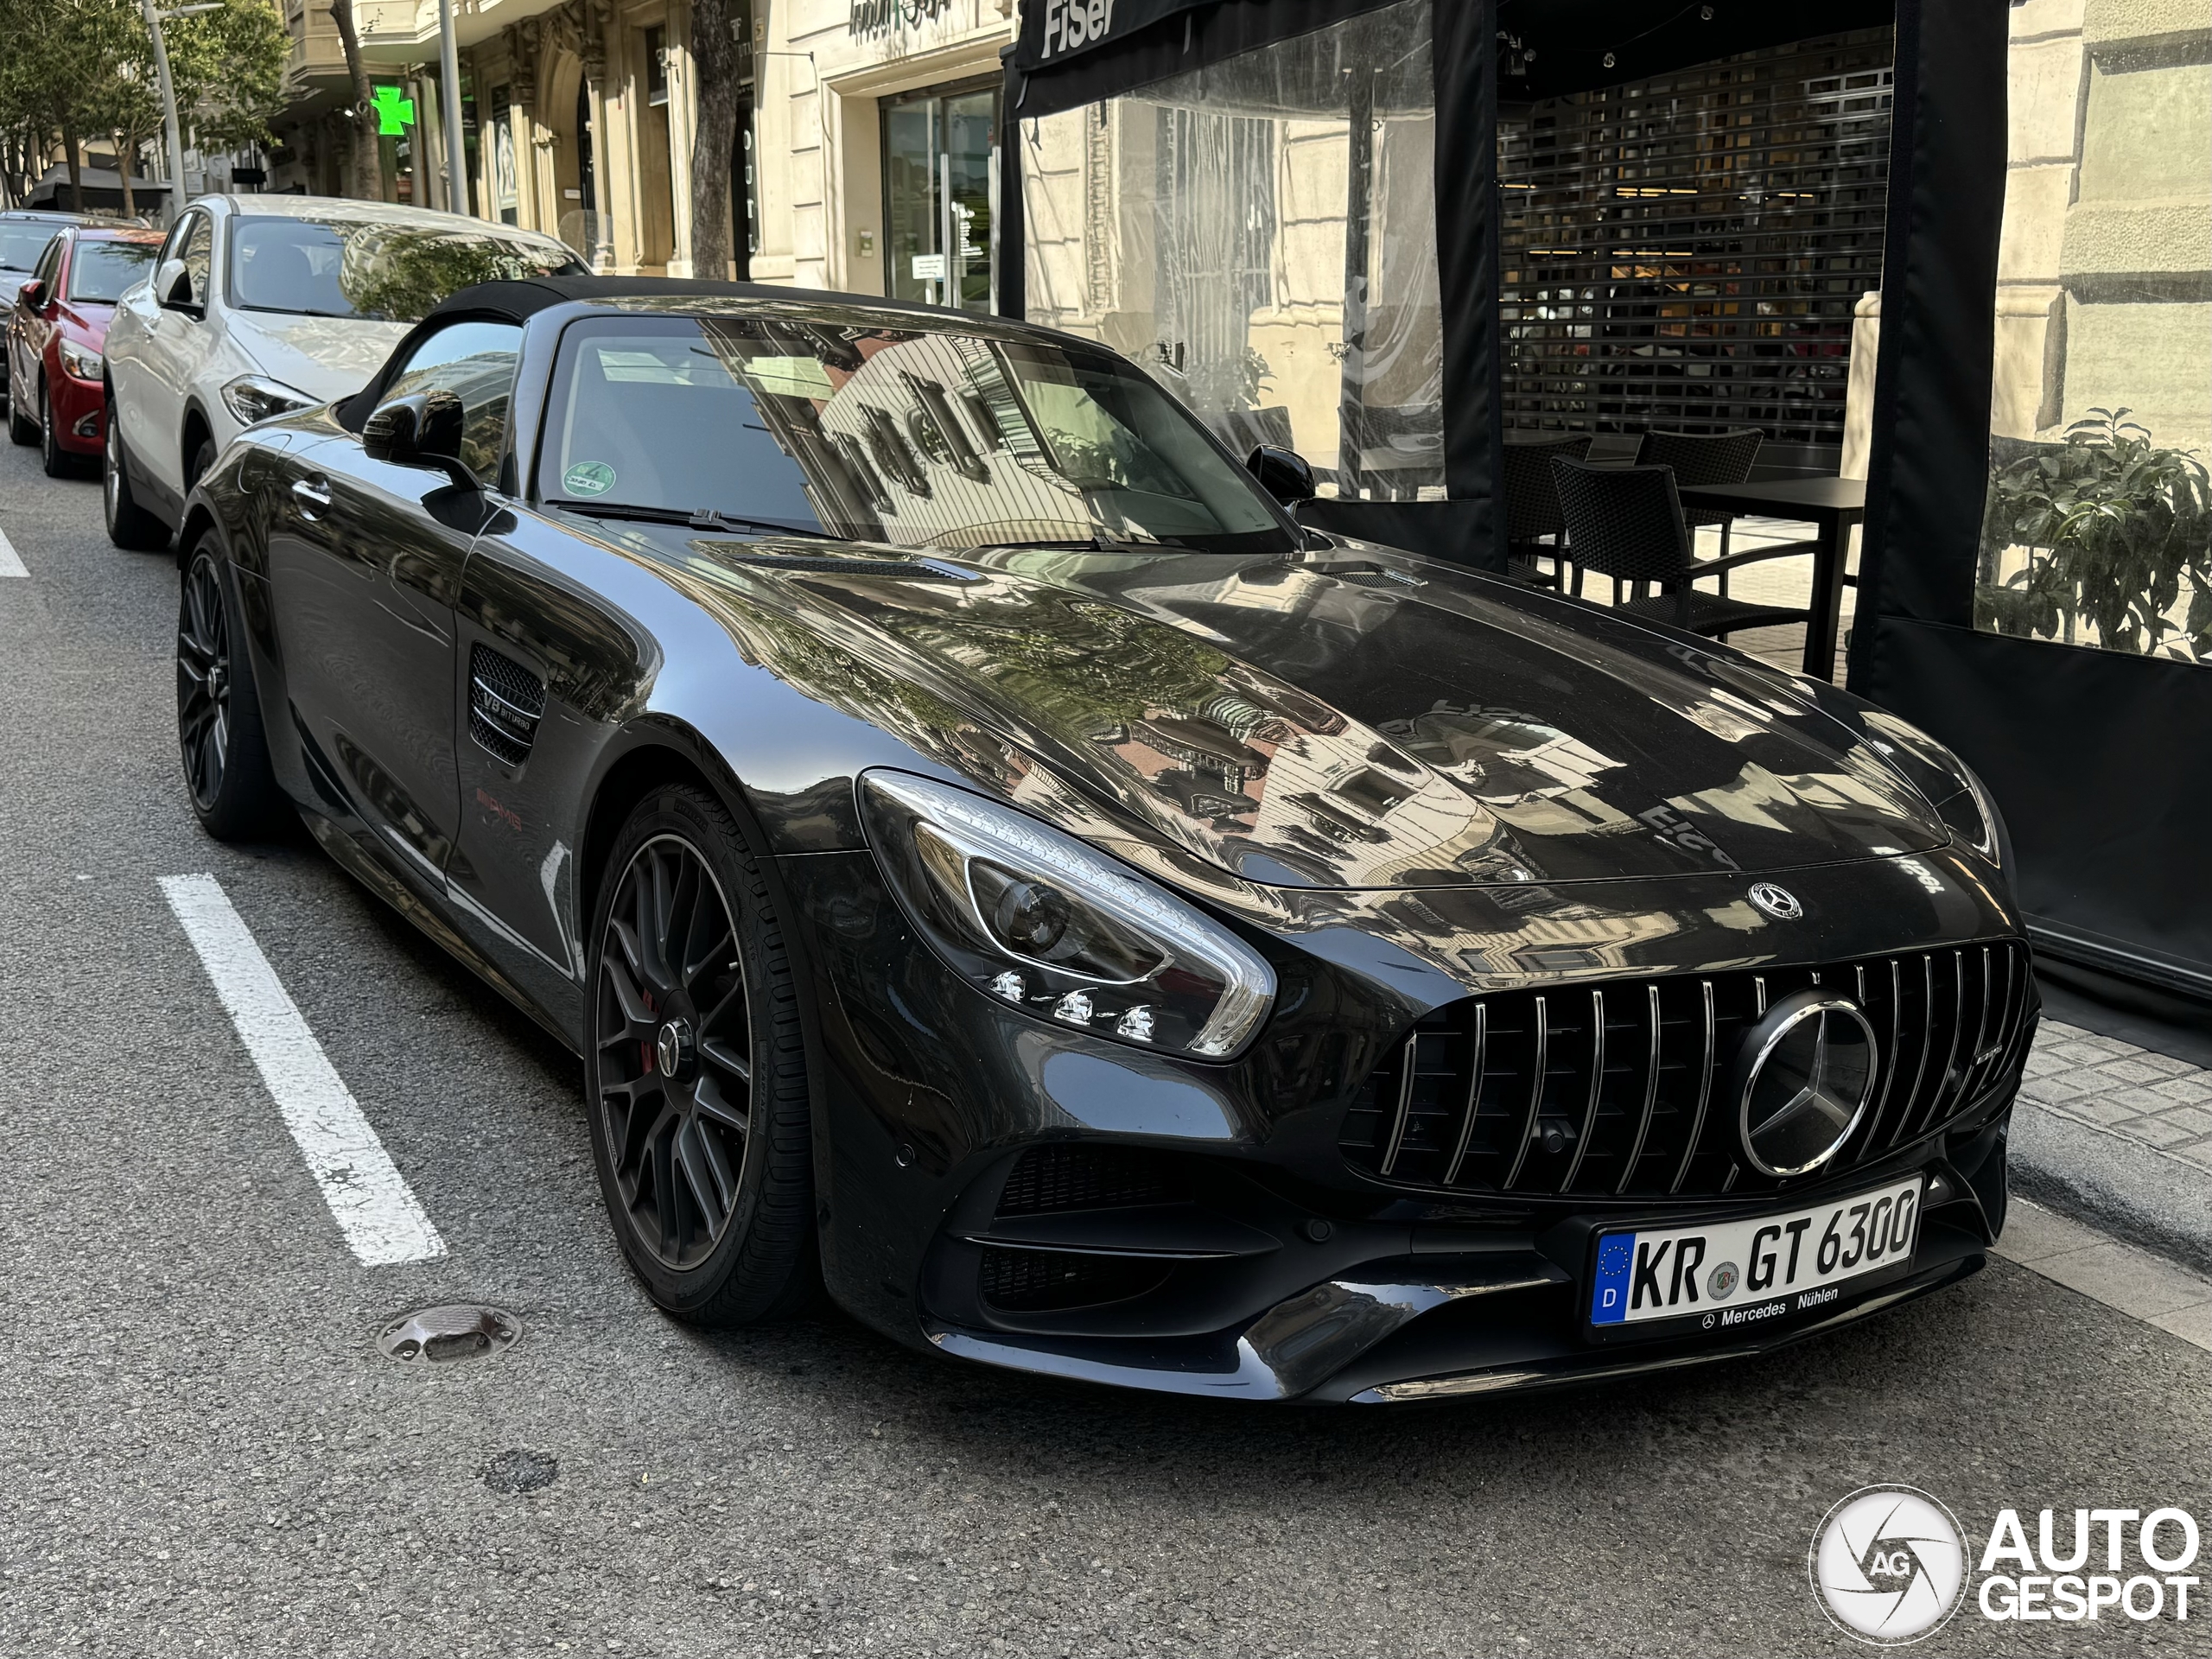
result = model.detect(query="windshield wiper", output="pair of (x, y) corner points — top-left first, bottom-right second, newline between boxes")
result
(552, 500), (853, 542)
(987, 532), (1210, 553)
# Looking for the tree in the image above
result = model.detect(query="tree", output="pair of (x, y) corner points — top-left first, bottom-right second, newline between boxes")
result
(327, 0), (383, 200)
(0, 0), (287, 219)
(0, 0), (112, 212)
(687, 0), (743, 279)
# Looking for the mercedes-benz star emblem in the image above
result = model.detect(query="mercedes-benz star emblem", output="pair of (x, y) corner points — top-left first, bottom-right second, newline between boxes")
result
(655, 1019), (692, 1080)
(1749, 882), (1803, 919)
(1734, 989), (1879, 1176)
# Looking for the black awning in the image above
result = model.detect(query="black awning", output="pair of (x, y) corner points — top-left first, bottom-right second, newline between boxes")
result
(1494, 0), (1892, 103)
(1011, 0), (1401, 118)
(1013, 0), (1897, 118)
(1013, 0), (1214, 73)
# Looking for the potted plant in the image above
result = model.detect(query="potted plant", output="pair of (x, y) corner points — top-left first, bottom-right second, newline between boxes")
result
(1976, 409), (2212, 663)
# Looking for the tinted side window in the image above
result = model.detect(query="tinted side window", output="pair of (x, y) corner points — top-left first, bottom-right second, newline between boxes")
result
(179, 215), (213, 307)
(382, 320), (524, 485)
(33, 236), (63, 291)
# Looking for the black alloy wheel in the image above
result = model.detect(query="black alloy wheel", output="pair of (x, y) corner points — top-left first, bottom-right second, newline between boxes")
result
(177, 551), (234, 810)
(175, 542), (280, 837)
(588, 786), (816, 1325)
(597, 833), (756, 1269)
(105, 406), (169, 550)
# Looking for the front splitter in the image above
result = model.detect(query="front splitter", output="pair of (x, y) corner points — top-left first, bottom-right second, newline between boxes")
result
(924, 1224), (1990, 1404)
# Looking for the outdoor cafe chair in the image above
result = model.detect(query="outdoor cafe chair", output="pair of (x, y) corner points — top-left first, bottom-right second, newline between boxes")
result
(1633, 426), (1764, 584)
(1548, 457), (1813, 641)
(1501, 432), (1592, 588)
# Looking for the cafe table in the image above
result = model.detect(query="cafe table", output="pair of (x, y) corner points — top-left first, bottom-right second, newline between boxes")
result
(1676, 476), (1867, 680)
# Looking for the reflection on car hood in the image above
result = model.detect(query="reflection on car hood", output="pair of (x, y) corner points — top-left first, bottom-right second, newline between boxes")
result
(687, 537), (1948, 890)
(225, 310), (411, 404)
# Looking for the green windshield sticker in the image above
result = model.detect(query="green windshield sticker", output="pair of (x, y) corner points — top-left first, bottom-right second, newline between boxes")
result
(563, 461), (616, 497)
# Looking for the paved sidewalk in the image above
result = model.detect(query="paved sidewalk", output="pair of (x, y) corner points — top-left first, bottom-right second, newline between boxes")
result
(2021, 1020), (2212, 1165)
(2011, 1016), (2212, 1279)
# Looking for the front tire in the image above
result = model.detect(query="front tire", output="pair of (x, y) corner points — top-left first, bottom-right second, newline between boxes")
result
(7, 378), (35, 447)
(105, 406), (169, 550)
(176, 539), (282, 839)
(587, 785), (817, 1325)
(40, 381), (78, 478)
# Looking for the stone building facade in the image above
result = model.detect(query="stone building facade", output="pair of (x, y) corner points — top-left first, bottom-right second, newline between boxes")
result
(263, 0), (1019, 291)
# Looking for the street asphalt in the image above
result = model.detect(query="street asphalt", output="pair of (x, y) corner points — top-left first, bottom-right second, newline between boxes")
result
(0, 435), (2203, 1657)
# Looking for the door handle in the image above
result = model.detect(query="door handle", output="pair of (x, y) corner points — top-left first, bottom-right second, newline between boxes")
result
(291, 475), (332, 518)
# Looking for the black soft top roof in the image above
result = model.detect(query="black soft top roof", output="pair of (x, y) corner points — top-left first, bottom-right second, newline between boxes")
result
(423, 273), (1000, 331)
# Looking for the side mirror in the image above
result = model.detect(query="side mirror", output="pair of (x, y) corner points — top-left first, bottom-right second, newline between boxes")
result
(363, 388), (471, 484)
(1247, 444), (1317, 507)
(156, 257), (194, 310)
(16, 279), (45, 311)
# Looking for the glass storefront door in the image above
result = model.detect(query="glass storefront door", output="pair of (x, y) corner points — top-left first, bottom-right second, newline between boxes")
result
(882, 83), (997, 314)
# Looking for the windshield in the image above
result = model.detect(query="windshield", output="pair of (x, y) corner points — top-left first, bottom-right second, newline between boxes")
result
(228, 216), (582, 322)
(537, 316), (1296, 556)
(69, 239), (160, 303)
(0, 223), (61, 272)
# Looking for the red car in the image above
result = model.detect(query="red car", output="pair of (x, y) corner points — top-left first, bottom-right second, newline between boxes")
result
(7, 224), (162, 477)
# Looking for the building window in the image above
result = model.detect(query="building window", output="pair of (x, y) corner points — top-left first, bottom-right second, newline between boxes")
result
(645, 27), (669, 109)
(490, 88), (518, 226)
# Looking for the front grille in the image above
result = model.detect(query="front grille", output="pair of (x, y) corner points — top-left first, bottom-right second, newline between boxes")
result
(1339, 942), (2032, 1202)
(995, 1144), (1184, 1217)
(977, 1247), (1171, 1312)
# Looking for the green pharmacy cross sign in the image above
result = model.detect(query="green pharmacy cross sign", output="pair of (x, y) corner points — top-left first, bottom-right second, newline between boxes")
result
(371, 86), (416, 137)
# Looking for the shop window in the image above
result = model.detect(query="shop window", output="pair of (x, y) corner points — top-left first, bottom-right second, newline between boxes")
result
(1976, 10), (2212, 664)
(1020, 0), (1441, 501)
(489, 90), (518, 226)
(1496, 29), (1893, 469)
(884, 82), (999, 315)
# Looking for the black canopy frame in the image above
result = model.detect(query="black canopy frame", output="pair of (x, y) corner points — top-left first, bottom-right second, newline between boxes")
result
(1001, 0), (2210, 998)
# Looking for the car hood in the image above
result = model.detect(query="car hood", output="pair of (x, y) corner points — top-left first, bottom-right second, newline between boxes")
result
(224, 310), (412, 404)
(57, 300), (116, 348)
(693, 537), (1949, 890)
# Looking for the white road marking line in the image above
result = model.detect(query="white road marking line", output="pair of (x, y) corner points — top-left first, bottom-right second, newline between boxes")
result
(159, 873), (447, 1266)
(0, 526), (26, 578)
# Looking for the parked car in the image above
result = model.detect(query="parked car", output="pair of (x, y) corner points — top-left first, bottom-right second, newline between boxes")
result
(0, 209), (89, 396)
(101, 195), (581, 550)
(8, 223), (163, 476)
(173, 276), (2033, 1403)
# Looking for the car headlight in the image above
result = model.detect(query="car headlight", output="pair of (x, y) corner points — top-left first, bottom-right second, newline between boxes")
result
(57, 338), (103, 381)
(859, 770), (1277, 1060)
(220, 374), (316, 427)
(1859, 710), (2009, 867)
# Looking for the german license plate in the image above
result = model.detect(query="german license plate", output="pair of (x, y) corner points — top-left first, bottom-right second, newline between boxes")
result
(1587, 1175), (1923, 1335)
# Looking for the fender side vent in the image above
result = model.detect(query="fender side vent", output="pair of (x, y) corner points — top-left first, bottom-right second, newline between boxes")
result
(468, 645), (544, 767)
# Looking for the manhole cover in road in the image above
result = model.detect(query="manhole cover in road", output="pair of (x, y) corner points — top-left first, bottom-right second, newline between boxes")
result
(377, 1304), (522, 1364)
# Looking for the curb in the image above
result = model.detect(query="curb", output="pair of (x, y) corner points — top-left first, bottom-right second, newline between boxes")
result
(2008, 1101), (2212, 1280)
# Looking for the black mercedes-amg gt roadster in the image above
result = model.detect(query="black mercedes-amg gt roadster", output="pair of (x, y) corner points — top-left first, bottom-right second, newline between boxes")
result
(172, 276), (2033, 1402)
